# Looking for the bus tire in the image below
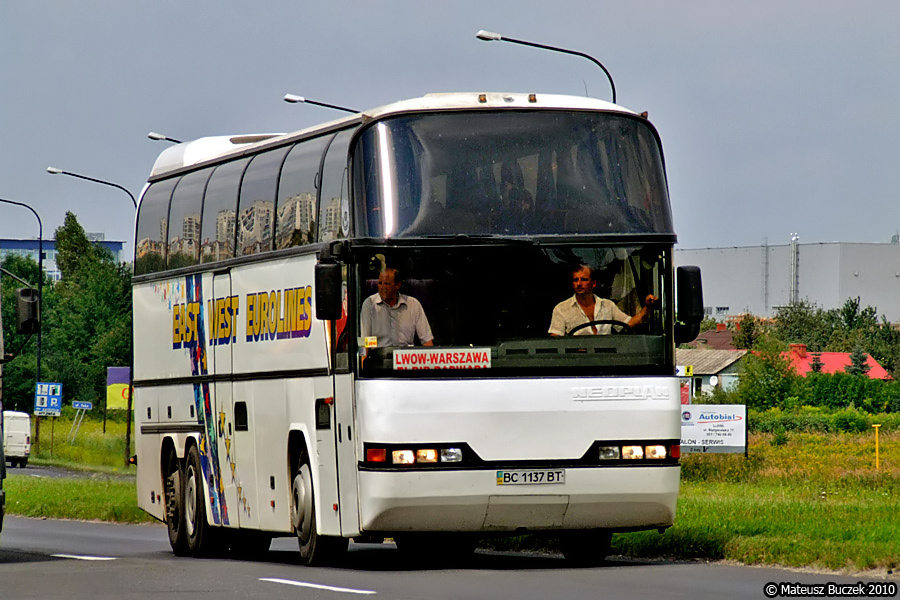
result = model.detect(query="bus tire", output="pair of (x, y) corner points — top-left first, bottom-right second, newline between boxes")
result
(291, 448), (347, 566)
(164, 448), (188, 556)
(184, 443), (213, 555)
(560, 529), (612, 567)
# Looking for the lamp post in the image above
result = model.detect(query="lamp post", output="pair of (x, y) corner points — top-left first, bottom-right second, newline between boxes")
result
(45, 167), (137, 465)
(0, 198), (43, 447)
(46, 167), (137, 209)
(475, 30), (617, 104)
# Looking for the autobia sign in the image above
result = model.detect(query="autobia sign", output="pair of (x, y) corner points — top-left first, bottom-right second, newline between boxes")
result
(680, 404), (747, 454)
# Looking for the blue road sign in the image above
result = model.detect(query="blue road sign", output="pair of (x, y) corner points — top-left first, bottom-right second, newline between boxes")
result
(72, 401), (93, 410)
(35, 382), (63, 417)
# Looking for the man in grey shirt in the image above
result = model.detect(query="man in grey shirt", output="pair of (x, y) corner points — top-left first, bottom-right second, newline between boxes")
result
(360, 268), (434, 347)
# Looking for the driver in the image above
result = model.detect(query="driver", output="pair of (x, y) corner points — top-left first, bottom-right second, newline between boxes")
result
(549, 264), (658, 336)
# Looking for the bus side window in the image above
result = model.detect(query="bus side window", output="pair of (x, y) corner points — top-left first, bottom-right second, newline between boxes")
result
(319, 130), (354, 243)
(167, 168), (212, 269)
(200, 158), (250, 264)
(237, 147), (289, 256)
(135, 178), (178, 275)
(276, 136), (332, 249)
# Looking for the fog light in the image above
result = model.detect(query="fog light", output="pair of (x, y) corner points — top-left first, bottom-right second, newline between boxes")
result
(598, 446), (620, 460)
(366, 448), (387, 463)
(416, 449), (438, 463)
(645, 445), (667, 459)
(440, 447), (463, 463)
(392, 450), (416, 465)
(622, 445), (644, 460)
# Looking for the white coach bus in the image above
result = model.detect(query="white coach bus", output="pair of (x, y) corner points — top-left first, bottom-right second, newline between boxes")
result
(132, 91), (704, 565)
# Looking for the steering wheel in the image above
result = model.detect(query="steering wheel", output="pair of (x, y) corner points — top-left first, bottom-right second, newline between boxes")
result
(567, 319), (632, 336)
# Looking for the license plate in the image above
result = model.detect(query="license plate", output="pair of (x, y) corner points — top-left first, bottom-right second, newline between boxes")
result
(496, 469), (565, 485)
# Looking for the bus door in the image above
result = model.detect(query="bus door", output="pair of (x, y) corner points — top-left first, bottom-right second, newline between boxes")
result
(332, 273), (360, 536)
(333, 372), (360, 535)
(211, 270), (241, 529)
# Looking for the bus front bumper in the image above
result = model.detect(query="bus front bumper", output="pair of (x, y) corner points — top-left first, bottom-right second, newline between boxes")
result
(357, 465), (679, 534)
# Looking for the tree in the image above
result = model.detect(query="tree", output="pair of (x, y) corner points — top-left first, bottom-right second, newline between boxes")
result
(43, 214), (132, 407)
(737, 334), (798, 410)
(732, 313), (762, 350)
(846, 346), (871, 376)
(809, 352), (824, 373)
(54, 212), (94, 281)
(772, 300), (838, 352)
(0, 254), (55, 412)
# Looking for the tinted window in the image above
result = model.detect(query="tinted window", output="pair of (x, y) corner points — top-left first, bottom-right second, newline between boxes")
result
(276, 136), (332, 249)
(167, 168), (211, 269)
(355, 111), (672, 238)
(135, 178), (177, 275)
(319, 130), (353, 242)
(237, 148), (289, 256)
(200, 158), (249, 264)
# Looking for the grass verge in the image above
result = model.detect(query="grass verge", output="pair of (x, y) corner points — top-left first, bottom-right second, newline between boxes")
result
(614, 430), (900, 572)
(4, 475), (155, 523)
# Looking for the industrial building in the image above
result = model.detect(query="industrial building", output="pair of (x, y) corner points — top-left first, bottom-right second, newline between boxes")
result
(0, 235), (125, 281)
(675, 240), (900, 323)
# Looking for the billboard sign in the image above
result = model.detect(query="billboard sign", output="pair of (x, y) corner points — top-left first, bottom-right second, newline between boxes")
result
(680, 404), (747, 454)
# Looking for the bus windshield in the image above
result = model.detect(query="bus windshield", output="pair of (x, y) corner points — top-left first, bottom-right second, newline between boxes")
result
(354, 110), (673, 238)
(352, 243), (671, 377)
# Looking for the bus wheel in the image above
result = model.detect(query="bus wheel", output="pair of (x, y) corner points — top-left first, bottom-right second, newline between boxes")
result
(164, 449), (188, 555)
(291, 449), (347, 565)
(184, 444), (212, 555)
(560, 529), (612, 567)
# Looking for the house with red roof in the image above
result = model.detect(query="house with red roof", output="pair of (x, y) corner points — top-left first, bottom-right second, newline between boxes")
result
(785, 343), (891, 379)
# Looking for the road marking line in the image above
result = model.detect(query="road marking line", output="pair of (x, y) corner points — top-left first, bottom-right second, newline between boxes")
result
(52, 554), (117, 561)
(260, 578), (376, 595)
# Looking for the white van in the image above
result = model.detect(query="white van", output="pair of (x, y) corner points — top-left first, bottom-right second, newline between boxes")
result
(3, 411), (31, 468)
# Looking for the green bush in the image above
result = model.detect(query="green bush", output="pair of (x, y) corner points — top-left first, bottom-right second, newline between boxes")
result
(748, 407), (900, 433)
(830, 407), (869, 433)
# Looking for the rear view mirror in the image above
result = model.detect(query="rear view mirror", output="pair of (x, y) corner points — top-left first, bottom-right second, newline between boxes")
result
(314, 263), (343, 321)
(674, 266), (703, 345)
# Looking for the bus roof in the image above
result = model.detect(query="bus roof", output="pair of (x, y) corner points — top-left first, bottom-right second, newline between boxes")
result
(148, 92), (637, 179)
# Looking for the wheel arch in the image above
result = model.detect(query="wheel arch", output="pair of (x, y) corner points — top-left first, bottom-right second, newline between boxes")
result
(286, 425), (320, 529)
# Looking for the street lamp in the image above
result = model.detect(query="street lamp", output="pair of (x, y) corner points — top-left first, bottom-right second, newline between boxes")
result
(147, 131), (182, 144)
(46, 166), (137, 464)
(283, 93), (358, 114)
(475, 30), (617, 105)
(0, 198), (43, 446)
(46, 166), (137, 209)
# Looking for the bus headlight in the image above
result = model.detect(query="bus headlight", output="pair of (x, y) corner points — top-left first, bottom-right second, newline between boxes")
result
(598, 446), (620, 460)
(644, 445), (667, 459)
(392, 450), (416, 465)
(622, 445), (644, 460)
(416, 449), (438, 463)
(440, 447), (463, 463)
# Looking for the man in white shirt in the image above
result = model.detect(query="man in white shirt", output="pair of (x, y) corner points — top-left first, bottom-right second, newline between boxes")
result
(549, 264), (657, 336)
(360, 268), (434, 347)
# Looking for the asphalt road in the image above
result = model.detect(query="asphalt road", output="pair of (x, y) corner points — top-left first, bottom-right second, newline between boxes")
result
(1, 515), (895, 600)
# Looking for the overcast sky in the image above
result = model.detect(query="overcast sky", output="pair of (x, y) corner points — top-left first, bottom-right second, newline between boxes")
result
(2, 2), (898, 258)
